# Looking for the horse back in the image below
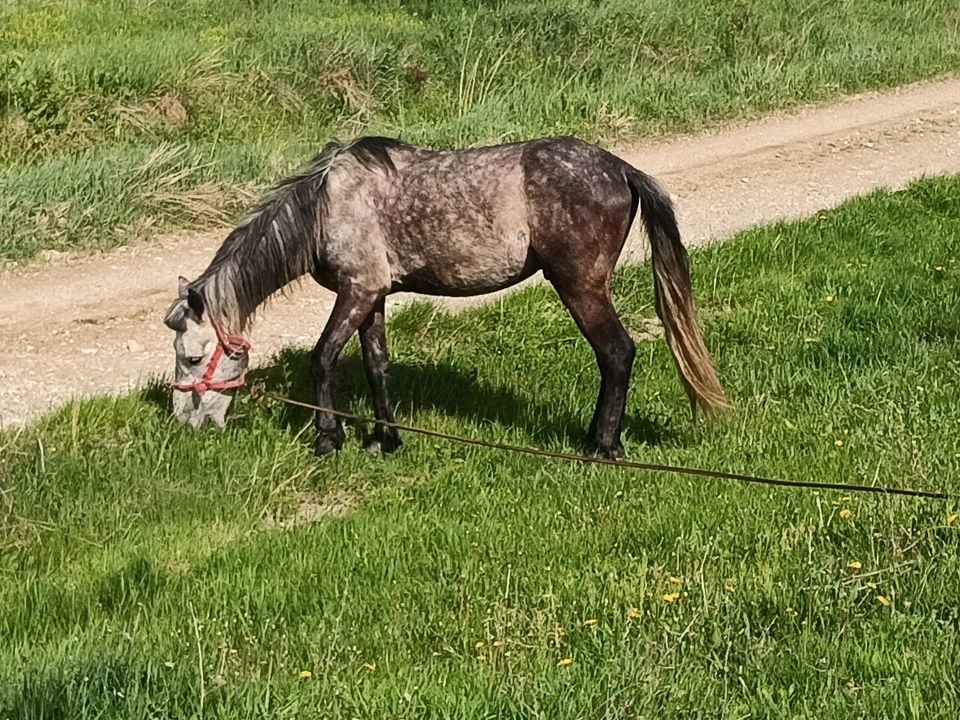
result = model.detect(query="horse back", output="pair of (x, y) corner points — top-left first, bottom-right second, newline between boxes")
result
(322, 137), (632, 296)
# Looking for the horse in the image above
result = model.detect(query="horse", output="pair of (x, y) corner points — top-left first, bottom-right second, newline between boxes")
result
(163, 135), (726, 459)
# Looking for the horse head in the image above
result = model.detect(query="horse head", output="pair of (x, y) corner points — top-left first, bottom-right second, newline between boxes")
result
(163, 277), (250, 429)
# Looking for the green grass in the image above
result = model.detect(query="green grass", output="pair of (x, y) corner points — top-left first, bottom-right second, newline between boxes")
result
(2, 0), (960, 261)
(3, 175), (960, 717)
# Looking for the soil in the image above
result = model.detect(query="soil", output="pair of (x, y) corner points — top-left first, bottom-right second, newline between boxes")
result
(3, 77), (959, 428)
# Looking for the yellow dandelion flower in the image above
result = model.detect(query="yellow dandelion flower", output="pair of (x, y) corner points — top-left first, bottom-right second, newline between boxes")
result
(835, 439), (844, 448)
(668, 576), (682, 585)
(825, 295), (835, 303)
(804, 336), (818, 343)
(558, 657), (573, 667)
(948, 514), (958, 526)
(582, 618), (598, 628)
(847, 561), (863, 570)
(627, 607), (642, 619)
(662, 592), (681, 603)
(839, 508), (853, 519)
(935, 266), (945, 272)
(298, 670), (312, 679)
(474, 641), (485, 651)
(875, 595), (890, 607)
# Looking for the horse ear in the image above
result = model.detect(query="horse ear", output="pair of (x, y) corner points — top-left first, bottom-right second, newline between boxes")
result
(187, 288), (205, 320)
(163, 299), (187, 332)
(178, 276), (191, 298)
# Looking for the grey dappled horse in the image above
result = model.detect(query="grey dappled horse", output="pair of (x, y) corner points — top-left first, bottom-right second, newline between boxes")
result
(164, 136), (726, 458)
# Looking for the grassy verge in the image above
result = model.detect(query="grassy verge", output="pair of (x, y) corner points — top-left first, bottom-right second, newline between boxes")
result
(2, 0), (960, 261)
(3, 176), (960, 717)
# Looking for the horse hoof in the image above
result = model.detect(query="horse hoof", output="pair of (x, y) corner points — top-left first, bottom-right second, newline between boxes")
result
(600, 447), (623, 461)
(587, 440), (623, 461)
(365, 434), (402, 457)
(378, 431), (403, 455)
(314, 434), (343, 457)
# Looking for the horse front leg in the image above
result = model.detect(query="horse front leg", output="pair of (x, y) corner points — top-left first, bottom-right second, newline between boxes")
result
(358, 297), (402, 455)
(312, 287), (379, 456)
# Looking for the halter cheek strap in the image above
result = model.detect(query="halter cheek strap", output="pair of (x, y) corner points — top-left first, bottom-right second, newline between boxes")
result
(171, 324), (251, 396)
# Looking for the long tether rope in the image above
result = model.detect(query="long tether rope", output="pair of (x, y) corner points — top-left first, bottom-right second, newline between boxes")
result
(248, 388), (954, 502)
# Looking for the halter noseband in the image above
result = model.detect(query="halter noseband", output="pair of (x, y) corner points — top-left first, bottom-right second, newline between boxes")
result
(171, 324), (251, 396)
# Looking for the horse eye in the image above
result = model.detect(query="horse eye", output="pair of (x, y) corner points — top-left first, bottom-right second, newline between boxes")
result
(185, 356), (204, 366)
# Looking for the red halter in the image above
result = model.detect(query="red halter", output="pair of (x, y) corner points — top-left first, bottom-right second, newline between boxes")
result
(171, 324), (251, 396)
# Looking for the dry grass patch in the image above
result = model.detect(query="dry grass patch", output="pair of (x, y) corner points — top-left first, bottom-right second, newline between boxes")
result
(263, 490), (358, 529)
(116, 92), (189, 132)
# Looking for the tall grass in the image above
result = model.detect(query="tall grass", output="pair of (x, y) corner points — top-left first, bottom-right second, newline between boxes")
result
(1, 0), (959, 260)
(2, 175), (960, 717)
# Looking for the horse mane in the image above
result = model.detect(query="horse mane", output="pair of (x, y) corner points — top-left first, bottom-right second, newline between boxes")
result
(191, 136), (408, 331)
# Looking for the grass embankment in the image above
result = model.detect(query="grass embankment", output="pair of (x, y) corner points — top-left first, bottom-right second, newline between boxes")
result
(3, 175), (960, 717)
(2, 0), (960, 261)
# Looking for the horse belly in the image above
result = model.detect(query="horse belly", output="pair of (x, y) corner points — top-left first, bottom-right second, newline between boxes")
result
(386, 163), (537, 295)
(438, 226), (534, 292)
(390, 222), (533, 295)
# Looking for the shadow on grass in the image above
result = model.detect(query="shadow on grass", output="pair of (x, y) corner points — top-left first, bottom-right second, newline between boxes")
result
(0, 655), (148, 720)
(139, 345), (677, 449)
(240, 347), (677, 450)
(140, 379), (171, 415)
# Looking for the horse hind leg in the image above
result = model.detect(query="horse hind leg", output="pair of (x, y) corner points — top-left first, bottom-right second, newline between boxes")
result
(549, 279), (636, 459)
(358, 297), (402, 454)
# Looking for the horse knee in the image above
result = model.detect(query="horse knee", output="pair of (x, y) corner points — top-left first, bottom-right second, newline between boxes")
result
(363, 341), (388, 372)
(311, 342), (338, 380)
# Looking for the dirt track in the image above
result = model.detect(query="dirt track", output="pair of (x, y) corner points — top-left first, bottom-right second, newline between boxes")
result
(3, 77), (959, 428)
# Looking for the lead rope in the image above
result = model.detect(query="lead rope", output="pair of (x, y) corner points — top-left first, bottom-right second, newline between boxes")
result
(248, 388), (955, 502)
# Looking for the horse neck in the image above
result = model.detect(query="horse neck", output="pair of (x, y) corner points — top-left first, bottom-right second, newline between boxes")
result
(194, 214), (317, 333)
(191, 142), (365, 331)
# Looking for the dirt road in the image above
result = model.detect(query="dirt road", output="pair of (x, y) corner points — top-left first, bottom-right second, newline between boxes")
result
(3, 77), (959, 428)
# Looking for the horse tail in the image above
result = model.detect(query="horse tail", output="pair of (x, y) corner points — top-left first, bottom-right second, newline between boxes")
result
(625, 167), (728, 419)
